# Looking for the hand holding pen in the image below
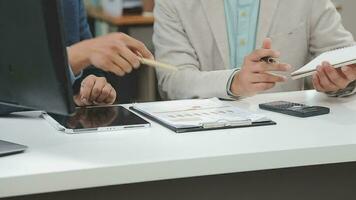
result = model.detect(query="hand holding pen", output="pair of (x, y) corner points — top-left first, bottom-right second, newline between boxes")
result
(230, 38), (291, 97)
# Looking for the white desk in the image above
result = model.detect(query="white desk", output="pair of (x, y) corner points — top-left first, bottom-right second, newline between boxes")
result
(1, 90), (356, 198)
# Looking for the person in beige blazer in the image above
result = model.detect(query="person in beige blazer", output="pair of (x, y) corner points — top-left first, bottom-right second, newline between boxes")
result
(153, 0), (356, 100)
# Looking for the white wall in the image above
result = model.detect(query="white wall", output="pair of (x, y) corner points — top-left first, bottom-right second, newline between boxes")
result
(339, 0), (356, 38)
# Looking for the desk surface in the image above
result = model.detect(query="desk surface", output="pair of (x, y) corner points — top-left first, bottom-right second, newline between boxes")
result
(86, 7), (154, 26)
(1, 90), (356, 198)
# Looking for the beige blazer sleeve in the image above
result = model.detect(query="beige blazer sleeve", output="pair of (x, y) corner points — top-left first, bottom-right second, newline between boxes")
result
(153, 0), (234, 100)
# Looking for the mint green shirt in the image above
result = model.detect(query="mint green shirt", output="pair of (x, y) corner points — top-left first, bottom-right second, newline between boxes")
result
(224, 0), (260, 68)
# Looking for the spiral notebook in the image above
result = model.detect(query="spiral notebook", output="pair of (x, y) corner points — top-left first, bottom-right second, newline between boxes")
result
(291, 45), (356, 80)
(130, 98), (276, 133)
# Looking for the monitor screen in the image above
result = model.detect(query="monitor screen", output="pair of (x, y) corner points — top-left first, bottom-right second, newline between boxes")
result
(0, 0), (75, 115)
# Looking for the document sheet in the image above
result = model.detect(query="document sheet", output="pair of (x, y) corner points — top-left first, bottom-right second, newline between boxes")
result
(132, 98), (270, 129)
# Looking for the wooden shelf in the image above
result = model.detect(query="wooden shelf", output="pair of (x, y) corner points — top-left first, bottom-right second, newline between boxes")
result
(86, 6), (154, 26)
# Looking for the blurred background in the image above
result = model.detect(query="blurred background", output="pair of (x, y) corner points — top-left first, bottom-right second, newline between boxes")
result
(82, 0), (356, 104)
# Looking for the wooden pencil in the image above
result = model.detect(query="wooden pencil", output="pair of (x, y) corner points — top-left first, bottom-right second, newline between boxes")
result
(139, 58), (178, 71)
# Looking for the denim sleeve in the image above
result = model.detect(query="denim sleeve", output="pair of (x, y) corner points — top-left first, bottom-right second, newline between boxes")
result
(68, 65), (83, 85)
(79, 0), (92, 40)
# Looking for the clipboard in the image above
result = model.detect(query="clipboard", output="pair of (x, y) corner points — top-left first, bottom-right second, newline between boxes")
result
(129, 98), (276, 133)
(130, 106), (276, 133)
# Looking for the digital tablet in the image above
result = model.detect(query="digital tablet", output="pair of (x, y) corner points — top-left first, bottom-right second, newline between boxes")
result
(43, 105), (150, 134)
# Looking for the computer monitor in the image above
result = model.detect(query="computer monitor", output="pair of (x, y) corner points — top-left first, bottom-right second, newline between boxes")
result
(0, 0), (75, 115)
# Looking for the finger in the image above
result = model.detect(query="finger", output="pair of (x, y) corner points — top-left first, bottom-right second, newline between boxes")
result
(113, 41), (141, 69)
(96, 55), (125, 76)
(248, 49), (281, 62)
(80, 75), (96, 105)
(324, 65), (349, 89)
(105, 61), (126, 76)
(96, 84), (113, 103)
(90, 77), (107, 102)
(117, 33), (154, 59)
(312, 73), (325, 92)
(262, 38), (272, 49)
(104, 88), (117, 104)
(341, 66), (356, 81)
(251, 73), (286, 83)
(316, 66), (338, 92)
(251, 83), (276, 92)
(111, 54), (133, 73)
(73, 95), (85, 107)
(251, 62), (291, 72)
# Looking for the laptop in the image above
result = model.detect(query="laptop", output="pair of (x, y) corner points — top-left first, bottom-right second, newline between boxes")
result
(0, 140), (27, 157)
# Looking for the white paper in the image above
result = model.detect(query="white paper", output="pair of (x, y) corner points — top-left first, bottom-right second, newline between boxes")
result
(292, 45), (356, 79)
(133, 98), (269, 129)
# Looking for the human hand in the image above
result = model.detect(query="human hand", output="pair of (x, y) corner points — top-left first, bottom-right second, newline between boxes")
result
(67, 33), (154, 76)
(73, 75), (117, 106)
(230, 38), (291, 97)
(312, 62), (356, 93)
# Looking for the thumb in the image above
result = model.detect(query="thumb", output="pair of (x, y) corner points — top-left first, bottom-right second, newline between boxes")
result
(262, 38), (272, 49)
(135, 50), (155, 60)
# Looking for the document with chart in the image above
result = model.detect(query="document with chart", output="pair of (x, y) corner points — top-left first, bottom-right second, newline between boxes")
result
(130, 98), (275, 133)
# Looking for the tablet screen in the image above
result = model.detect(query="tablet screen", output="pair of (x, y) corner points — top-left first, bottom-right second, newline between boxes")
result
(48, 106), (149, 130)
(0, 140), (27, 157)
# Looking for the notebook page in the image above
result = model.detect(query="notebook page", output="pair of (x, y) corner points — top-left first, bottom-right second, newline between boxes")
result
(292, 45), (356, 76)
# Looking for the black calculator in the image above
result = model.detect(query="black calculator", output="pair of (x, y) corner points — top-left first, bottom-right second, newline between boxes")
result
(259, 101), (330, 118)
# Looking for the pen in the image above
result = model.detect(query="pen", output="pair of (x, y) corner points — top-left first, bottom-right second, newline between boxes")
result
(260, 56), (278, 64)
(260, 56), (288, 80)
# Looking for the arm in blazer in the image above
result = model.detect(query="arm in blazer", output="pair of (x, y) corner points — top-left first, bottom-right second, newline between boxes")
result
(153, 0), (235, 100)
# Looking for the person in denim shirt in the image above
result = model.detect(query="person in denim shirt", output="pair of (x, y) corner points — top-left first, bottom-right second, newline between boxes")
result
(0, 0), (153, 114)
